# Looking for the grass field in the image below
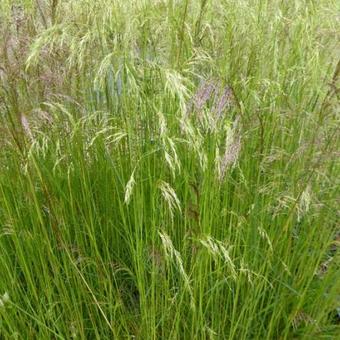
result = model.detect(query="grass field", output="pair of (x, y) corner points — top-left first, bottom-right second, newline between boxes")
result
(0, 0), (339, 339)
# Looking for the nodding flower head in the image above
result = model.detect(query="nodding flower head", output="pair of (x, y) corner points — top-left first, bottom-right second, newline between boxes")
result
(20, 114), (33, 139)
(186, 80), (218, 116)
(214, 86), (234, 119)
(185, 80), (236, 126)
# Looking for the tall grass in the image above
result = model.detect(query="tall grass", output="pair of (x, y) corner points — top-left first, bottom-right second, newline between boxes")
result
(0, 0), (339, 338)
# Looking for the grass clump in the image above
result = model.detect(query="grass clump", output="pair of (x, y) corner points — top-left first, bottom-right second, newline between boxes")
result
(0, 0), (339, 339)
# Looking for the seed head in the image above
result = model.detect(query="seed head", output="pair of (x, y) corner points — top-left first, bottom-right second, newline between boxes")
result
(21, 114), (33, 139)
(186, 80), (217, 117)
(214, 86), (234, 119)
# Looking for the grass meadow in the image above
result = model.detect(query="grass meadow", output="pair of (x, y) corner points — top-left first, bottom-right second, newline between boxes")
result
(0, 0), (339, 339)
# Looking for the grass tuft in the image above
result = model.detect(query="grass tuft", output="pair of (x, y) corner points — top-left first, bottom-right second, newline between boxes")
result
(0, 0), (339, 338)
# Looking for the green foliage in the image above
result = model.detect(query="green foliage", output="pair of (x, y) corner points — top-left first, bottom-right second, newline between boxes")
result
(0, 0), (339, 339)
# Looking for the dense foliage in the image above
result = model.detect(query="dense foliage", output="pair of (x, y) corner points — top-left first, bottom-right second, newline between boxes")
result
(0, 1), (339, 338)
